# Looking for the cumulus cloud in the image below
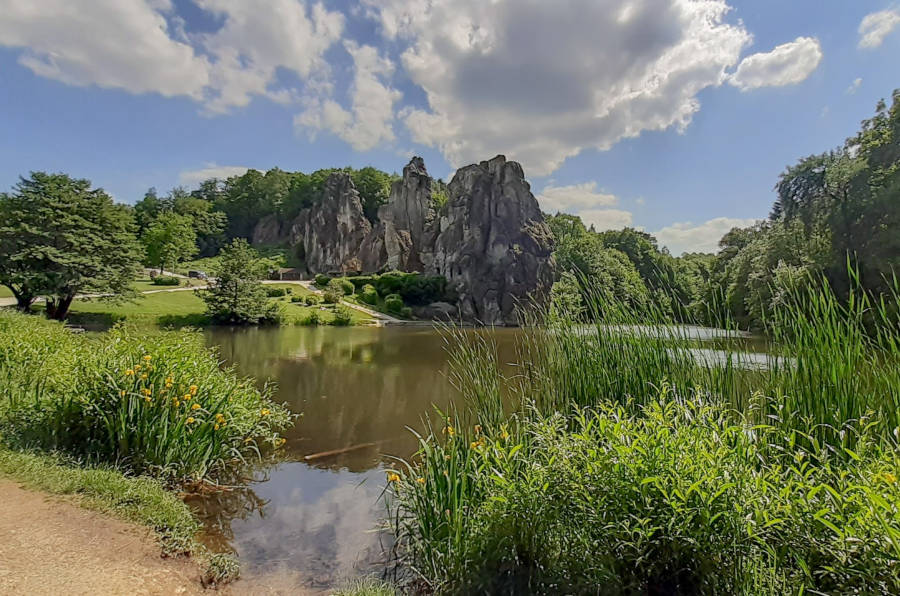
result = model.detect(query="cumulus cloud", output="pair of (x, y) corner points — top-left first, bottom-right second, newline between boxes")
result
(728, 37), (822, 91)
(846, 77), (863, 95)
(0, 0), (210, 98)
(538, 182), (633, 231)
(178, 163), (256, 186)
(0, 0), (344, 114)
(653, 216), (758, 255)
(858, 9), (900, 49)
(363, 0), (752, 175)
(295, 42), (401, 151)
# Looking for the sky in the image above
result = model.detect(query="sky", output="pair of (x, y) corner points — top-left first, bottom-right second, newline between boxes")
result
(0, 1), (898, 255)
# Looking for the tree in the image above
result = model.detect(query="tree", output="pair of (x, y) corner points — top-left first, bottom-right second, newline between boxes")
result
(201, 239), (278, 324)
(141, 212), (197, 274)
(0, 172), (140, 319)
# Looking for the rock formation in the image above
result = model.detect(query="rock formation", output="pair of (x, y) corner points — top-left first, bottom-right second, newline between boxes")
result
(252, 155), (555, 325)
(421, 155), (554, 324)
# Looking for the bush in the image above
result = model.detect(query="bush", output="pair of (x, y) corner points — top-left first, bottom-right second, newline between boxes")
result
(151, 276), (181, 286)
(359, 284), (378, 305)
(304, 294), (320, 306)
(314, 273), (331, 288)
(290, 295), (303, 303)
(0, 311), (291, 482)
(384, 293), (404, 314)
(299, 310), (321, 326)
(331, 306), (353, 326)
(266, 287), (287, 298)
(338, 278), (355, 296)
(323, 279), (345, 304)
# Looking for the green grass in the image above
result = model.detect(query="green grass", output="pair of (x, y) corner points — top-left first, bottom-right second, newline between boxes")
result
(0, 311), (292, 482)
(386, 276), (900, 594)
(332, 577), (398, 596)
(61, 283), (373, 329)
(0, 447), (199, 555)
(0, 286), (12, 298)
(131, 277), (205, 293)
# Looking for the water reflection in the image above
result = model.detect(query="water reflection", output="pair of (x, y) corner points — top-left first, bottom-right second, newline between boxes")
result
(197, 325), (765, 590)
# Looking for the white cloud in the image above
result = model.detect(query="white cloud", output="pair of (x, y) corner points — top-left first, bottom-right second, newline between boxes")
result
(846, 77), (863, 95)
(196, 0), (345, 114)
(178, 163), (255, 186)
(0, 0), (210, 98)
(0, 0), (344, 114)
(538, 182), (632, 231)
(653, 216), (758, 255)
(728, 37), (822, 91)
(363, 0), (752, 176)
(295, 42), (401, 151)
(858, 9), (900, 49)
(537, 182), (617, 213)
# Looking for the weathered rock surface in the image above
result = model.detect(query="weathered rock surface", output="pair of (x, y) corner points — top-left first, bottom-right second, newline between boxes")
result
(288, 172), (372, 274)
(251, 155), (554, 325)
(422, 155), (554, 325)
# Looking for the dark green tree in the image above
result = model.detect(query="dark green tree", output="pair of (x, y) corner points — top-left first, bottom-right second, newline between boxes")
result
(0, 172), (140, 319)
(201, 239), (278, 324)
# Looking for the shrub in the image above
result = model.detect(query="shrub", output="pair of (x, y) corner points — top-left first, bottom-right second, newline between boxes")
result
(359, 284), (378, 305)
(314, 273), (331, 288)
(383, 294), (404, 314)
(151, 276), (181, 286)
(0, 311), (291, 482)
(331, 306), (353, 326)
(339, 278), (355, 296)
(400, 306), (413, 319)
(266, 287), (287, 298)
(304, 294), (320, 306)
(299, 310), (321, 326)
(323, 279), (345, 304)
(290, 295), (303, 303)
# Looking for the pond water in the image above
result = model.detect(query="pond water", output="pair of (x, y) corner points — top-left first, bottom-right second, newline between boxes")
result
(196, 325), (767, 591)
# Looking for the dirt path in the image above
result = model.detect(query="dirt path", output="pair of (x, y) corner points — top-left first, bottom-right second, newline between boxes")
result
(0, 479), (205, 595)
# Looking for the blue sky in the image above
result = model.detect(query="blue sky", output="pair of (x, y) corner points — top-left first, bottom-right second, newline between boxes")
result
(1, 0), (898, 254)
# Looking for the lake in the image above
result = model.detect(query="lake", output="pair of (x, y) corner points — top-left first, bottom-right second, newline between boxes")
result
(197, 325), (765, 591)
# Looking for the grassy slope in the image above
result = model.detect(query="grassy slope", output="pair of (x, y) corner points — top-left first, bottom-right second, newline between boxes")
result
(0, 448), (198, 556)
(0, 286), (11, 298)
(65, 283), (372, 328)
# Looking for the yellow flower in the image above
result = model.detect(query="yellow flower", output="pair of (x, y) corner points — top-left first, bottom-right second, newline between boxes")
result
(470, 441), (479, 449)
(474, 425), (482, 435)
(386, 472), (400, 483)
(500, 430), (510, 440)
(140, 373), (148, 380)
(119, 390), (126, 397)
(215, 413), (226, 423)
(244, 437), (253, 444)
(124, 369), (134, 377)
(416, 477), (426, 484)
(134, 364), (141, 372)
(173, 399), (180, 408)
(191, 403), (201, 411)
(277, 438), (286, 446)
(261, 409), (271, 416)
(885, 472), (897, 484)
(189, 385), (198, 396)
(187, 417), (195, 424)
(144, 397), (151, 403)
(444, 425), (455, 437)
(142, 355), (152, 362)
(141, 388), (151, 396)
(214, 424), (220, 430)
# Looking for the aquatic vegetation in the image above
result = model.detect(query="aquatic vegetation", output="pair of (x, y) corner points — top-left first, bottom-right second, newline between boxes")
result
(388, 280), (900, 593)
(0, 311), (291, 482)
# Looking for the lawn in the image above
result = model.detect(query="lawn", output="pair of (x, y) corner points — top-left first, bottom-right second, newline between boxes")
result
(64, 284), (373, 329)
(131, 277), (206, 293)
(0, 286), (12, 298)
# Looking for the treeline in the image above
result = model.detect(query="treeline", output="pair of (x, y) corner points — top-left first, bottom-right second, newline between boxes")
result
(136, 166), (397, 251)
(549, 90), (900, 330)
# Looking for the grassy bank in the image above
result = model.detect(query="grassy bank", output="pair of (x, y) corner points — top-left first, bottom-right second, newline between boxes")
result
(56, 282), (372, 329)
(386, 282), (900, 594)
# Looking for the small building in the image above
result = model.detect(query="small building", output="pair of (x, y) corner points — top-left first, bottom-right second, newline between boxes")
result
(272, 267), (306, 281)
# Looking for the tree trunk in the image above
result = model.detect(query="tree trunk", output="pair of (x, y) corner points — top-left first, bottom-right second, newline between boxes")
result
(9, 287), (35, 312)
(47, 293), (75, 321)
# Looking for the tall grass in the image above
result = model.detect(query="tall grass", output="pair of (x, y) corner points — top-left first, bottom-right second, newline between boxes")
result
(387, 276), (900, 593)
(0, 311), (291, 482)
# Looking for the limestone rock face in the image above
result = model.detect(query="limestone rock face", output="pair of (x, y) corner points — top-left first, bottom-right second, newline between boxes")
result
(422, 155), (554, 325)
(288, 172), (372, 274)
(251, 214), (287, 246)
